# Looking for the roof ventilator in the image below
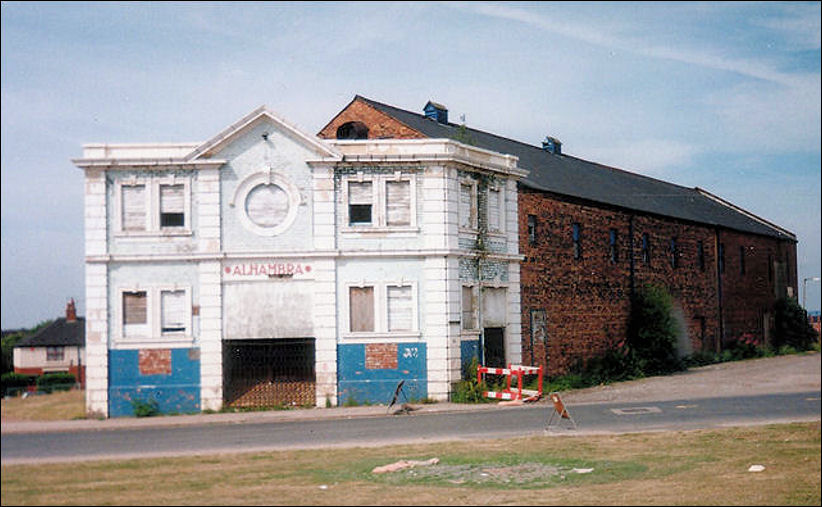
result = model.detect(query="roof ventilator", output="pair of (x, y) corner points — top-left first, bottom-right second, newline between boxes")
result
(542, 136), (562, 155)
(423, 101), (448, 124)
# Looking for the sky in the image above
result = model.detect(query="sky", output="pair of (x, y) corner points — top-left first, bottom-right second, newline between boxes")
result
(1, 1), (820, 329)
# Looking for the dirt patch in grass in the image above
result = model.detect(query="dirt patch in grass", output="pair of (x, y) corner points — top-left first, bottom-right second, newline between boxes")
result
(2, 422), (818, 506)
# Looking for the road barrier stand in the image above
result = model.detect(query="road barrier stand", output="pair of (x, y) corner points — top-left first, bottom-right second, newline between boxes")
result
(477, 364), (543, 402)
(546, 391), (577, 430)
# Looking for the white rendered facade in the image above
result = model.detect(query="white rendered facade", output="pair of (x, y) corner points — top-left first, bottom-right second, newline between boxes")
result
(74, 107), (526, 417)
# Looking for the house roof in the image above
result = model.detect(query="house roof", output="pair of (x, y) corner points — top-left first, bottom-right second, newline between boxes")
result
(14, 318), (85, 348)
(353, 95), (795, 241)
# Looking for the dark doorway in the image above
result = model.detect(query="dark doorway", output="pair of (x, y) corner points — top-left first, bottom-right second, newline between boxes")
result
(223, 338), (315, 409)
(483, 327), (506, 367)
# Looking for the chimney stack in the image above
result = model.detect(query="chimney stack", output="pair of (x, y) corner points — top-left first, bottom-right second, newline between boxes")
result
(66, 298), (77, 322)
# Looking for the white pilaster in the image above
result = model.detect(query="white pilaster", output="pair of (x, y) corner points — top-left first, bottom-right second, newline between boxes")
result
(312, 259), (337, 407)
(197, 168), (221, 253)
(312, 167), (336, 251)
(84, 168), (109, 417)
(199, 261), (223, 411)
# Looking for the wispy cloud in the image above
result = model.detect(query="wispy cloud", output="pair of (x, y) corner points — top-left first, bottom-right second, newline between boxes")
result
(453, 1), (813, 88)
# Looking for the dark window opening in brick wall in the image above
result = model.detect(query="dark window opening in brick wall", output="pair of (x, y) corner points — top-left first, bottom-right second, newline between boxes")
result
(719, 243), (725, 274)
(527, 215), (537, 245)
(641, 233), (651, 265)
(573, 223), (582, 260)
(768, 254), (774, 283)
(697, 240), (705, 271)
(669, 237), (678, 269)
(739, 246), (746, 275)
(609, 228), (619, 263)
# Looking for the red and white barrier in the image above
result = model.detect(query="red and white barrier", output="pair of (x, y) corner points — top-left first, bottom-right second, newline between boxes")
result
(477, 363), (543, 402)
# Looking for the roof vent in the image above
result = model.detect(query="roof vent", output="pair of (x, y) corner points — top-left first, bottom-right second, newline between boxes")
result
(423, 101), (448, 124)
(542, 136), (562, 155)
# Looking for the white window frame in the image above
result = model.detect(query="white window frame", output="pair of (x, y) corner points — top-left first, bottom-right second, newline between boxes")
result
(461, 284), (478, 331)
(231, 170), (302, 237)
(114, 175), (192, 237)
(486, 184), (505, 234)
(458, 179), (478, 231)
(120, 288), (150, 340)
(46, 346), (65, 362)
(342, 172), (418, 232)
(344, 280), (419, 340)
(116, 286), (193, 346)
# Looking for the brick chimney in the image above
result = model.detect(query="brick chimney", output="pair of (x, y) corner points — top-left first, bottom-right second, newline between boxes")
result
(66, 298), (77, 322)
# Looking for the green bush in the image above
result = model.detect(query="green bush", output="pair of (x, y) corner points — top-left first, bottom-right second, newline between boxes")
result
(35, 372), (76, 393)
(582, 345), (643, 385)
(773, 297), (818, 351)
(544, 373), (587, 392)
(1, 372), (36, 391)
(682, 350), (720, 368)
(451, 377), (493, 403)
(131, 398), (160, 417)
(627, 284), (683, 375)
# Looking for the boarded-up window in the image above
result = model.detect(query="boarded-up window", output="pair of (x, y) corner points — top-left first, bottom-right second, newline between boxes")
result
(459, 183), (474, 229)
(161, 290), (186, 334)
(245, 183), (289, 228)
(387, 285), (413, 331)
(123, 290), (147, 338)
(385, 180), (411, 226)
(462, 286), (476, 330)
(121, 184), (146, 231)
(123, 291), (148, 324)
(349, 286), (374, 332)
(160, 184), (185, 228)
(348, 181), (373, 225)
(530, 309), (547, 343)
(482, 287), (507, 327)
(488, 188), (502, 231)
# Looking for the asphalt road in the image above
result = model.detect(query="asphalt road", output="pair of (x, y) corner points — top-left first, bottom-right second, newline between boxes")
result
(2, 390), (819, 464)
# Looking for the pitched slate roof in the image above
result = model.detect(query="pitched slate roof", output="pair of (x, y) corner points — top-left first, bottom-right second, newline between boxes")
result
(14, 318), (85, 348)
(354, 95), (795, 241)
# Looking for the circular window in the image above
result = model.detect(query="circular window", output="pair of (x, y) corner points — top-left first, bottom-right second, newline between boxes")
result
(245, 184), (290, 228)
(233, 171), (301, 236)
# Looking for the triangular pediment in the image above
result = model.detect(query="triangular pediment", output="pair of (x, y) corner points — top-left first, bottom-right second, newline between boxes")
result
(185, 105), (341, 161)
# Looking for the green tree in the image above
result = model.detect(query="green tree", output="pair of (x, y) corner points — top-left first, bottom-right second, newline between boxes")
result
(627, 284), (682, 375)
(1, 320), (53, 375)
(773, 297), (818, 350)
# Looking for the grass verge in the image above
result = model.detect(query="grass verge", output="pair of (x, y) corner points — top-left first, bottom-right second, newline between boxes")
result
(2, 422), (819, 505)
(1, 389), (86, 421)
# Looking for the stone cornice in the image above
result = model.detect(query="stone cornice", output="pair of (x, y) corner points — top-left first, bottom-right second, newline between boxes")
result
(86, 249), (523, 263)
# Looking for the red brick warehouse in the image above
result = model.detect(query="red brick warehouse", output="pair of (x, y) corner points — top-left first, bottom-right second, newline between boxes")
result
(319, 95), (797, 376)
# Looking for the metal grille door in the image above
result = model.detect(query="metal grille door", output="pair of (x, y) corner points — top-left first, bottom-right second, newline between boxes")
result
(223, 339), (316, 408)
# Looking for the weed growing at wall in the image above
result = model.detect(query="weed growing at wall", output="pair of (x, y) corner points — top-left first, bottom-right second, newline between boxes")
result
(131, 398), (160, 417)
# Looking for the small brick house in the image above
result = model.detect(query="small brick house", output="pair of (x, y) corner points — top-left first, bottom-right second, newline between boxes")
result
(13, 299), (86, 385)
(319, 95), (798, 376)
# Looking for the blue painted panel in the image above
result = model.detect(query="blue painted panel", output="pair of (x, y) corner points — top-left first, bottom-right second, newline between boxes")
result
(109, 348), (200, 417)
(461, 339), (480, 378)
(337, 343), (427, 406)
